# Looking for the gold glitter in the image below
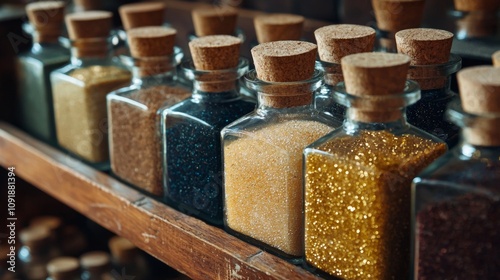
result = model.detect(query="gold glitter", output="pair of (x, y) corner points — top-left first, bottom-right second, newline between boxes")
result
(53, 66), (131, 162)
(304, 130), (447, 279)
(224, 120), (334, 256)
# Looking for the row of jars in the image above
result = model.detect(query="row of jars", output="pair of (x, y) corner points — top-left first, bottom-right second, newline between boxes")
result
(15, 2), (500, 280)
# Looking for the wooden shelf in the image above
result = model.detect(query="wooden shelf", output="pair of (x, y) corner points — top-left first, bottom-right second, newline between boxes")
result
(0, 122), (320, 280)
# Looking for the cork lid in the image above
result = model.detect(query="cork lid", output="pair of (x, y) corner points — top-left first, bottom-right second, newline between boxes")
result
(192, 6), (238, 36)
(457, 66), (500, 146)
(109, 236), (139, 264)
(189, 35), (241, 70)
(396, 28), (453, 65)
(47, 257), (80, 279)
(74, 0), (102, 11)
(30, 216), (62, 233)
(26, 1), (65, 42)
(254, 13), (304, 43)
(252, 40), (317, 82)
(315, 24), (376, 64)
(119, 2), (166, 31)
(20, 226), (51, 248)
(80, 251), (111, 273)
(454, 0), (500, 11)
(128, 26), (176, 57)
(493, 50), (500, 67)
(65, 11), (113, 40)
(372, 0), (425, 32)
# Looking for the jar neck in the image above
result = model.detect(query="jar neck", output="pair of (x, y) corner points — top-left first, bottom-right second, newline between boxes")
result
(408, 54), (462, 94)
(32, 31), (60, 45)
(375, 28), (397, 53)
(70, 37), (113, 66)
(344, 107), (409, 134)
(316, 60), (343, 86)
(183, 57), (248, 101)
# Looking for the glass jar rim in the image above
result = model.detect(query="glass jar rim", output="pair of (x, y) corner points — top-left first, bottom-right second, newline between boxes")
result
(333, 80), (421, 108)
(408, 53), (462, 78)
(244, 68), (324, 91)
(181, 57), (249, 81)
(119, 46), (183, 68)
(447, 98), (500, 127)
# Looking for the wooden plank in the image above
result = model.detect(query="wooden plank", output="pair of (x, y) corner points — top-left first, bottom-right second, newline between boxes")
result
(0, 122), (321, 280)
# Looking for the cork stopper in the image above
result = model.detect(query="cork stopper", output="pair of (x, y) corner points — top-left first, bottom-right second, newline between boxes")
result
(20, 226), (51, 249)
(128, 26), (177, 76)
(493, 51), (500, 67)
(119, 2), (166, 31)
(188, 35), (241, 92)
(454, 0), (500, 11)
(341, 52), (411, 122)
(47, 257), (80, 280)
(315, 24), (376, 86)
(30, 216), (62, 233)
(457, 66), (500, 146)
(372, 0), (425, 51)
(26, 1), (65, 43)
(109, 236), (139, 264)
(396, 28), (454, 90)
(192, 6), (238, 37)
(254, 13), (304, 43)
(74, 0), (101, 11)
(251, 41), (317, 108)
(65, 11), (113, 58)
(80, 251), (111, 274)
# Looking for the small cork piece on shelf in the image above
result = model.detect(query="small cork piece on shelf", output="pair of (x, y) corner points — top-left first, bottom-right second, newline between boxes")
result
(371, 0), (426, 32)
(254, 13), (304, 43)
(192, 5), (238, 37)
(189, 35), (241, 70)
(251, 40), (317, 108)
(19, 226), (51, 248)
(396, 28), (454, 90)
(119, 2), (166, 31)
(65, 11), (113, 57)
(457, 66), (500, 146)
(493, 50), (500, 67)
(315, 24), (376, 86)
(80, 251), (111, 273)
(109, 236), (139, 264)
(341, 52), (411, 122)
(26, 1), (65, 42)
(47, 257), (80, 279)
(30, 216), (62, 233)
(454, 0), (500, 12)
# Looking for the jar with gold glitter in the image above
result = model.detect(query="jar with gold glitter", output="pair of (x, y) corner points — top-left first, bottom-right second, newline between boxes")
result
(222, 41), (340, 259)
(412, 66), (500, 279)
(51, 11), (131, 169)
(303, 52), (447, 279)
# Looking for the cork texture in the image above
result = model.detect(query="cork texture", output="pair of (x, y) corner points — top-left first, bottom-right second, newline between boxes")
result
(458, 66), (500, 146)
(109, 236), (139, 264)
(74, 0), (101, 11)
(254, 13), (304, 43)
(192, 6), (238, 36)
(493, 50), (500, 67)
(26, 1), (65, 42)
(119, 2), (166, 30)
(252, 40), (317, 82)
(66, 11), (112, 39)
(47, 257), (80, 278)
(128, 26), (176, 57)
(189, 35), (241, 70)
(396, 28), (454, 90)
(372, 0), (425, 32)
(341, 52), (411, 122)
(454, 0), (500, 11)
(315, 24), (376, 63)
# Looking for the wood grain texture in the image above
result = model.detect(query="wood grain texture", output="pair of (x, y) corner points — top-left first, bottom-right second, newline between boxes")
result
(0, 122), (321, 280)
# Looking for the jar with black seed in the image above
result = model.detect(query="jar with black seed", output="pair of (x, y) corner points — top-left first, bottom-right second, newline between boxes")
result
(412, 66), (500, 280)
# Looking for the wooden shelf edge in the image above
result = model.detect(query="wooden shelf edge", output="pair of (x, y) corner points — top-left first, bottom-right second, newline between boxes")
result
(0, 122), (320, 280)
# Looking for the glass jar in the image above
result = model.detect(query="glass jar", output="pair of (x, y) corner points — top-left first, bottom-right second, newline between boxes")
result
(222, 69), (340, 259)
(51, 35), (131, 169)
(108, 47), (190, 197)
(109, 236), (149, 280)
(80, 251), (113, 280)
(303, 80), (447, 279)
(161, 58), (256, 226)
(16, 2), (70, 145)
(314, 60), (346, 121)
(406, 53), (462, 147)
(412, 99), (500, 279)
